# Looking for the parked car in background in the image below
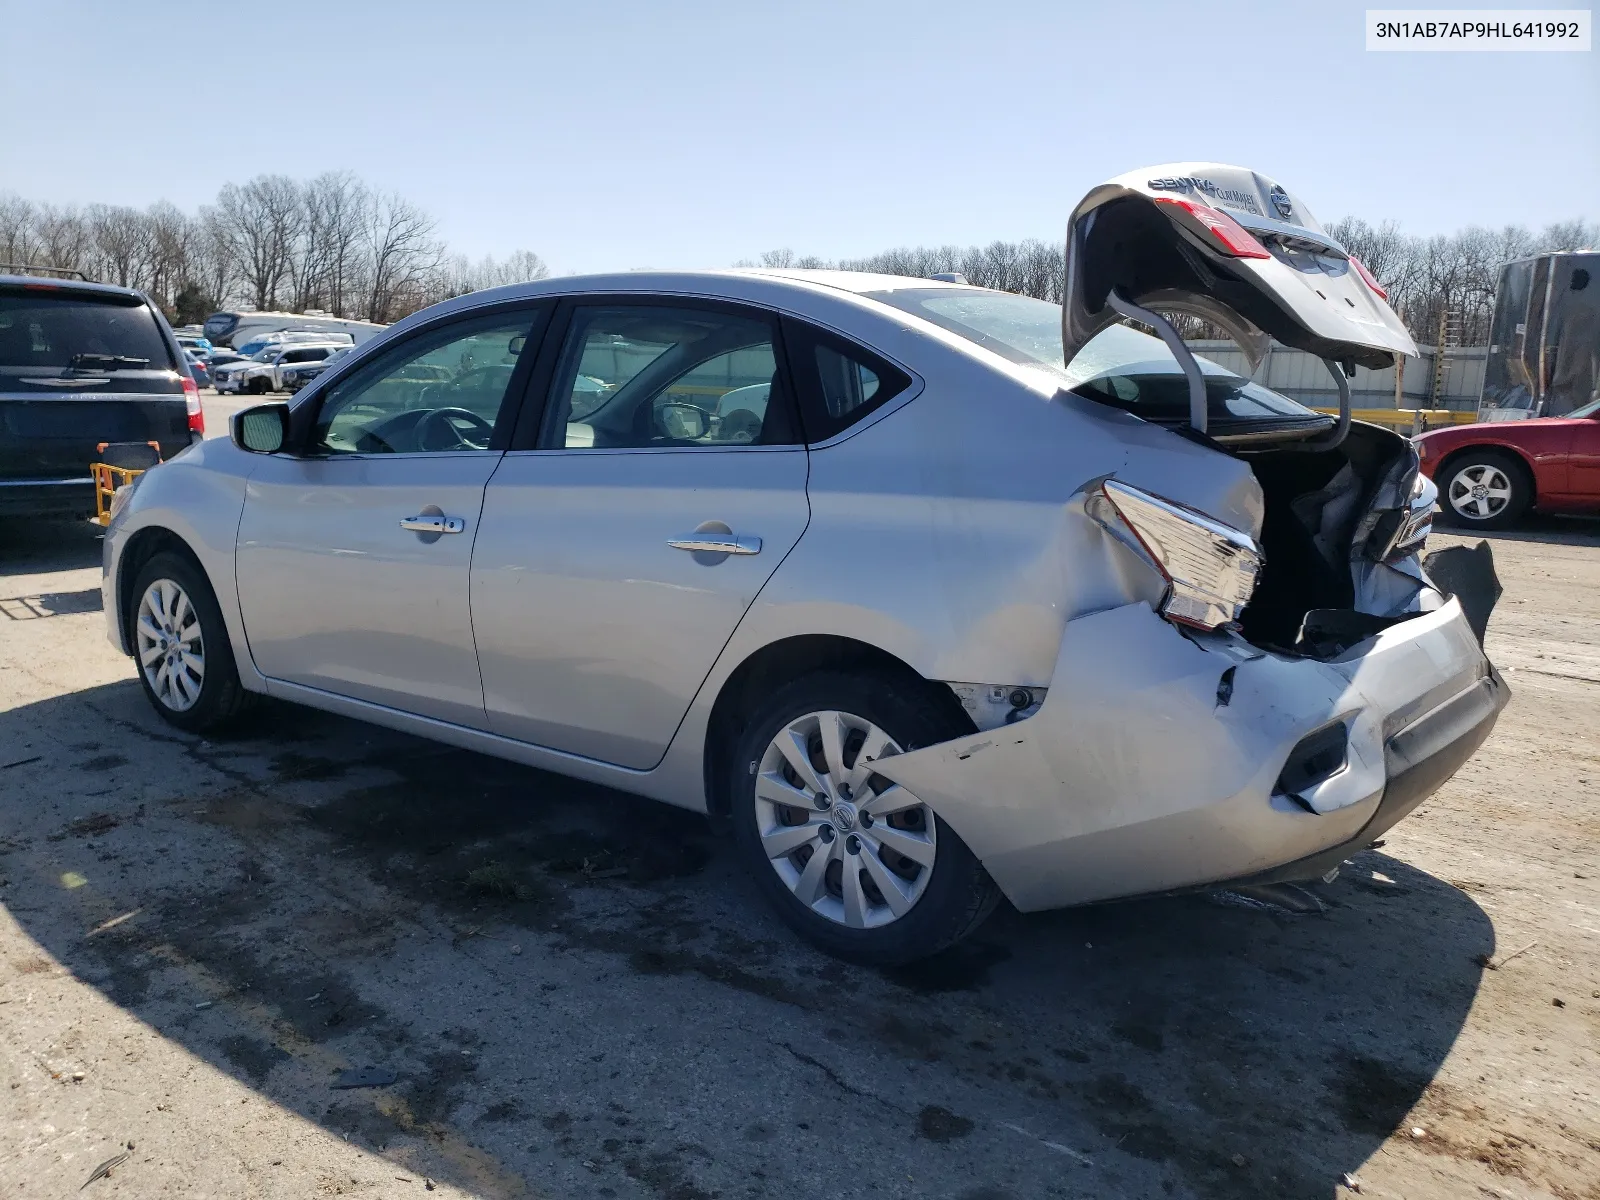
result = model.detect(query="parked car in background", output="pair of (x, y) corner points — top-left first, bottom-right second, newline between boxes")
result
(203, 308), (385, 349)
(183, 349), (212, 389)
(104, 164), (1505, 963)
(234, 330), (354, 358)
(281, 345), (351, 393)
(1, 269), (201, 517)
(205, 348), (250, 373)
(176, 333), (214, 359)
(215, 343), (346, 394)
(1416, 396), (1600, 527)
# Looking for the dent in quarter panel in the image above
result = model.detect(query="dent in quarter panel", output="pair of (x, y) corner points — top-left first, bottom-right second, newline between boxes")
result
(731, 353), (1263, 690)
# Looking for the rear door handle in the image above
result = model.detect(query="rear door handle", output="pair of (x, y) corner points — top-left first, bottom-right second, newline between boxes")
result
(400, 514), (466, 534)
(667, 534), (762, 555)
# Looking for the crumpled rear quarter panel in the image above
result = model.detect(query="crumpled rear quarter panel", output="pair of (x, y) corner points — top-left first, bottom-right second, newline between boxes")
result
(870, 599), (1491, 912)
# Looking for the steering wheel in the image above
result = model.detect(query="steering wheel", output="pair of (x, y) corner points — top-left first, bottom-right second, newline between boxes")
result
(718, 408), (763, 443)
(416, 406), (494, 451)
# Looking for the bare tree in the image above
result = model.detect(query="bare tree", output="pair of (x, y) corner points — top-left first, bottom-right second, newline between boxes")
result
(85, 204), (155, 289)
(362, 192), (442, 322)
(290, 172), (370, 315)
(193, 206), (238, 313)
(0, 194), (39, 265)
(33, 204), (92, 275)
(144, 200), (197, 312)
(214, 175), (305, 310)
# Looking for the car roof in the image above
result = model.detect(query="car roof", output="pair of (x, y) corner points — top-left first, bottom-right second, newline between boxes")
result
(725, 268), (976, 295)
(387, 269), (990, 337)
(0, 274), (152, 302)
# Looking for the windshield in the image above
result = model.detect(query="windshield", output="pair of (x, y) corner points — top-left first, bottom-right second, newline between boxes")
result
(0, 289), (172, 371)
(865, 287), (1326, 430)
(1567, 396), (1600, 419)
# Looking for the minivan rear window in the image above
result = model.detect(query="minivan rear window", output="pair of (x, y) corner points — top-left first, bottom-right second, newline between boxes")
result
(866, 287), (1327, 432)
(0, 289), (172, 371)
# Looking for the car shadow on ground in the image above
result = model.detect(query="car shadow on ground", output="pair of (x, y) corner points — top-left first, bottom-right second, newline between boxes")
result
(1435, 510), (1600, 547)
(0, 674), (1494, 1200)
(0, 518), (105, 574)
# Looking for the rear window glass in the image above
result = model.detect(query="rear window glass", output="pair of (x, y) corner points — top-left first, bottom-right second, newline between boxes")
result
(0, 290), (172, 371)
(866, 287), (1324, 429)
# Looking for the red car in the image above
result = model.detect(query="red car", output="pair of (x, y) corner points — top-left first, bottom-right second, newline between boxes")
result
(1415, 398), (1600, 528)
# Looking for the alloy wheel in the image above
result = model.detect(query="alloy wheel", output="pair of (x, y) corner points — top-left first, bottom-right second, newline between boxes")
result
(136, 579), (205, 712)
(754, 709), (937, 929)
(1448, 463), (1514, 521)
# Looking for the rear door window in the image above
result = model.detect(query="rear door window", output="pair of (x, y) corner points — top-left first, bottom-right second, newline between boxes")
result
(0, 289), (174, 374)
(781, 317), (912, 443)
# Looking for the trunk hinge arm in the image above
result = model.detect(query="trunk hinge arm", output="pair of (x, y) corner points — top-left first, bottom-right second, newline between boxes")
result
(1107, 290), (1208, 436)
(1107, 290), (1354, 451)
(1295, 358), (1352, 451)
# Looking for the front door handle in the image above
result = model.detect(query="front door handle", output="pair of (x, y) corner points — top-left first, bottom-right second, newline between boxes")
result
(400, 514), (466, 535)
(667, 533), (762, 555)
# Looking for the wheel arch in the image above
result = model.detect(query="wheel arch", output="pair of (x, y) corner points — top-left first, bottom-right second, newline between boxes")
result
(115, 527), (209, 655)
(701, 634), (971, 820)
(1434, 441), (1539, 501)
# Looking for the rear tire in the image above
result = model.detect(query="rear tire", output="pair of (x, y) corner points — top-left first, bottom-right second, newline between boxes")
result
(730, 670), (1001, 965)
(1437, 450), (1530, 530)
(129, 551), (253, 733)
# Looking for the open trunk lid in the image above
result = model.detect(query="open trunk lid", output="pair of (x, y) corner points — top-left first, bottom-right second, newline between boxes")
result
(1060, 166), (1463, 654)
(1063, 163), (1417, 383)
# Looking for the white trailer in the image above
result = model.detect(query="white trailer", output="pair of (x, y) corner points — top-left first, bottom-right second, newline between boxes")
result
(202, 309), (387, 349)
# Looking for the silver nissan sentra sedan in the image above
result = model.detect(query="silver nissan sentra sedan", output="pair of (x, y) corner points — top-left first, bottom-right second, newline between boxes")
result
(104, 164), (1507, 963)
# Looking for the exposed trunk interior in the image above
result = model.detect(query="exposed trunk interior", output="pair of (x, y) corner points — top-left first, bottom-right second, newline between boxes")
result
(1236, 423), (1420, 655)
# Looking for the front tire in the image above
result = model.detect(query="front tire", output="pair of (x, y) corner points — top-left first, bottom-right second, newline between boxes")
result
(731, 671), (1001, 965)
(1438, 450), (1530, 529)
(129, 551), (252, 732)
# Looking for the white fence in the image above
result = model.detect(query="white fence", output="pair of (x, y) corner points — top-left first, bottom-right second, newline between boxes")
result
(1187, 341), (1486, 410)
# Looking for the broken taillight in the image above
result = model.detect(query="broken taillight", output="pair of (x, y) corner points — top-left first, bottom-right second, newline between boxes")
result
(1090, 480), (1264, 631)
(1153, 196), (1272, 259)
(1348, 255), (1388, 300)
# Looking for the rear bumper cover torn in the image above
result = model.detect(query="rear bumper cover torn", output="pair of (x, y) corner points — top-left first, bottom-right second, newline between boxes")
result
(871, 599), (1506, 912)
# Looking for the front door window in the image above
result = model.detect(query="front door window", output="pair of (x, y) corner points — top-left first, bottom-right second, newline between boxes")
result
(313, 313), (535, 454)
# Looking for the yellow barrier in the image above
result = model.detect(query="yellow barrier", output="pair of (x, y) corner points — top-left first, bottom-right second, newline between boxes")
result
(1311, 408), (1479, 431)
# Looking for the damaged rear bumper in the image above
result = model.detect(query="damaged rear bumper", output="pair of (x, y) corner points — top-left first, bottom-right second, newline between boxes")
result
(871, 599), (1507, 913)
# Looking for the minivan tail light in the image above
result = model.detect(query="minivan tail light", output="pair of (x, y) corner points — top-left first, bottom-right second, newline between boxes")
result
(1090, 480), (1264, 631)
(182, 375), (204, 434)
(1152, 196), (1272, 259)
(1348, 255), (1388, 300)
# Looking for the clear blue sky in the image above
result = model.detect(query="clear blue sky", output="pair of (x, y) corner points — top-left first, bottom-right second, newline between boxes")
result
(2, 0), (1595, 274)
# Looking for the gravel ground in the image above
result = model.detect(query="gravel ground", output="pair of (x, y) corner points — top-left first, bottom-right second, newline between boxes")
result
(0, 501), (1596, 1200)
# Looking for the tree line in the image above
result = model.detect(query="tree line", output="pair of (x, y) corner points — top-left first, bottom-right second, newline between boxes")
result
(0, 173), (548, 327)
(746, 215), (1599, 347)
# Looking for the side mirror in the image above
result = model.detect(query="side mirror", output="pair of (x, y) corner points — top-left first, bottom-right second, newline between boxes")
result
(231, 402), (291, 454)
(508, 334), (526, 356)
(658, 402), (707, 440)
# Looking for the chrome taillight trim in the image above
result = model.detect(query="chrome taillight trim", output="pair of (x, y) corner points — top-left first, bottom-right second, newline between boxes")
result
(1090, 479), (1265, 631)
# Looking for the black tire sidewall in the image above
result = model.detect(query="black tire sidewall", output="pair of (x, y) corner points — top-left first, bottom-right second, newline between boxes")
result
(1438, 451), (1529, 529)
(128, 551), (243, 732)
(730, 670), (995, 965)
